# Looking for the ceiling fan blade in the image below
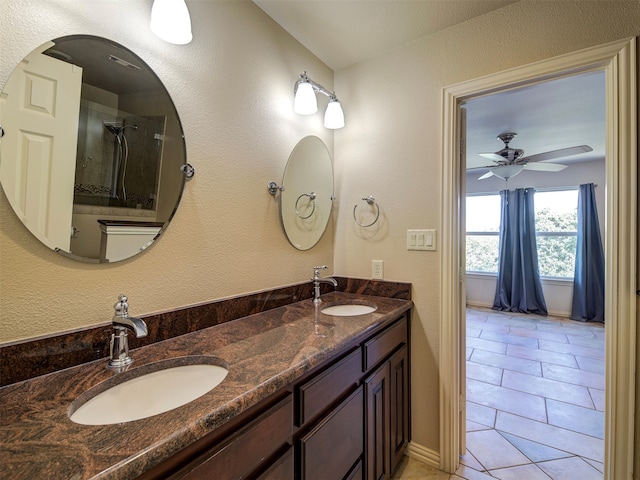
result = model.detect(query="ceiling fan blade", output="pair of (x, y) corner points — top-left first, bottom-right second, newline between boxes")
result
(523, 162), (568, 172)
(478, 152), (505, 162)
(521, 145), (593, 163)
(467, 164), (503, 171)
(477, 171), (495, 180)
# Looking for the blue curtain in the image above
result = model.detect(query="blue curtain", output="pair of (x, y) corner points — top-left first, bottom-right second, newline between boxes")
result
(571, 183), (605, 322)
(493, 188), (548, 315)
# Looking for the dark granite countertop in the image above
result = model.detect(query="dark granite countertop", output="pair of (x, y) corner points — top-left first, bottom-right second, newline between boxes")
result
(0, 292), (412, 479)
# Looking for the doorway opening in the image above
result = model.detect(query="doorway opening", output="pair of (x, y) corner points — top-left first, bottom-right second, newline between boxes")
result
(439, 38), (637, 480)
(460, 70), (606, 478)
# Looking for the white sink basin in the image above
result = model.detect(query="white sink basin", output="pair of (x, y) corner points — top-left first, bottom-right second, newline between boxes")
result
(321, 304), (377, 316)
(69, 357), (228, 425)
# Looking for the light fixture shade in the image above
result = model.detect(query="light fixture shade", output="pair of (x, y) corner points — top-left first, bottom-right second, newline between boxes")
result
(324, 99), (345, 129)
(294, 82), (318, 115)
(491, 164), (525, 180)
(150, 0), (193, 45)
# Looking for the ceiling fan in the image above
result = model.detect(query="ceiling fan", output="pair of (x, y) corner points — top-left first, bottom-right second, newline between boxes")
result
(470, 132), (593, 180)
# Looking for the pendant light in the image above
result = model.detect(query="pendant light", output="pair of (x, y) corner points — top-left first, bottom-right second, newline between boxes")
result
(324, 96), (345, 129)
(150, 0), (193, 45)
(294, 81), (318, 115)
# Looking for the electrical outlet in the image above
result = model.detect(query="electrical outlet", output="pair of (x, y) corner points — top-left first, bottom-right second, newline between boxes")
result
(372, 260), (384, 279)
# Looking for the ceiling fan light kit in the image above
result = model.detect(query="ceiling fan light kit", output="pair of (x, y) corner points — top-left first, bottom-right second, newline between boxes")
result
(470, 132), (592, 180)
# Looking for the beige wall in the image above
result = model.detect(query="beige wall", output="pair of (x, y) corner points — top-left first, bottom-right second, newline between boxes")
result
(333, 0), (639, 455)
(0, 0), (335, 342)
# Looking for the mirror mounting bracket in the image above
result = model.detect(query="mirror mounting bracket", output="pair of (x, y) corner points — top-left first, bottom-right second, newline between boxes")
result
(180, 163), (195, 179)
(267, 181), (284, 196)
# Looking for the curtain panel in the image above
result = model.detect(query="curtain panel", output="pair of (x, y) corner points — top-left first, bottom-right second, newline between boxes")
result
(571, 183), (605, 322)
(493, 188), (548, 315)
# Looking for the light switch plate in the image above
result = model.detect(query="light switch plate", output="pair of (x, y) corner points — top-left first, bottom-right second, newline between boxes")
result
(407, 229), (437, 251)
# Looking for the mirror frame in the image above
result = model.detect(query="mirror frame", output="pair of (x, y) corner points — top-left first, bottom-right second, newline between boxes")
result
(0, 35), (188, 263)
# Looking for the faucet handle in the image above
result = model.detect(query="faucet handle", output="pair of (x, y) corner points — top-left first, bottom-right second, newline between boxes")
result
(313, 265), (329, 278)
(114, 294), (129, 318)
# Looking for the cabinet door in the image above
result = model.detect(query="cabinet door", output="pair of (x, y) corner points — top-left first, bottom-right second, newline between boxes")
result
(365, 362), (390, 480)
(390, 345), (409, 474)
(299, 386), (364, 480)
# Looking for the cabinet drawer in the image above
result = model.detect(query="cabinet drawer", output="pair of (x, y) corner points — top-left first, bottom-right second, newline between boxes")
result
(297, 348), (362, 426)
(182, 394), (292, 480)
(257, 446), (293, 480)
(363, 316), (407, 371)
(300, 386), (364, 480)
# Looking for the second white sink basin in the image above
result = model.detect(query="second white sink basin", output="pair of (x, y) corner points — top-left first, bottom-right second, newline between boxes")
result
(69, 357), (228, 425)
(321, 304), (377, 316)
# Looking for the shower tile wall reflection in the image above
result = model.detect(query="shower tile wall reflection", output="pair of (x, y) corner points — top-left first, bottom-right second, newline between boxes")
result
(74, 99), (165, 210)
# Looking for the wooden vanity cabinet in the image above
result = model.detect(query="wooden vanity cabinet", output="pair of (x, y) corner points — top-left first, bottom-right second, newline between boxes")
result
(139, 313), (409, 480)
(297, 314), (409, 480)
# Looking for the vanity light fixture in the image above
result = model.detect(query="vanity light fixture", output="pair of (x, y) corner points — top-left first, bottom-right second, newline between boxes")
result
(294, 72), (345, 129)
(150, 0), (193, 45)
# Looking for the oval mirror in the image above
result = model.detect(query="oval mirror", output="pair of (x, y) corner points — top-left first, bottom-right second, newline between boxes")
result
(280, 136), (333, 250)
(0, 35), (187, 263)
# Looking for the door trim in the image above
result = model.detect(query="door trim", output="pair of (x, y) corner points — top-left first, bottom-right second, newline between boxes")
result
(439, 38), (637, 478)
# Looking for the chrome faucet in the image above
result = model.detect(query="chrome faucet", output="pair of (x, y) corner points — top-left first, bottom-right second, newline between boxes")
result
(311, 265), (338, 305)
(107, 294), (148, 371)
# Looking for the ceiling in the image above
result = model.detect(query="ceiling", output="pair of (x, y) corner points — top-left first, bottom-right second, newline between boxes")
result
(464, 70), (606, 172)
(253, 0), (606, 172)
(253, 0), (517, 71)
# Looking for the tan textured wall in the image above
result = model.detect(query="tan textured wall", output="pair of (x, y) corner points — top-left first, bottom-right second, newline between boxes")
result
(0, 0), (335, 342)
(333, 0), (639, 454)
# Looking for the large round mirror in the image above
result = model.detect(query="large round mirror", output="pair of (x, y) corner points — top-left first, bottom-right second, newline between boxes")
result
(280, 136), (333, 250)
(0, 35), (187, 263)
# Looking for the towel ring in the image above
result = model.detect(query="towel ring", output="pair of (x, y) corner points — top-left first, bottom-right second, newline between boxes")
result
(353, 195), (380, 227)
(296, 192), (316, 219)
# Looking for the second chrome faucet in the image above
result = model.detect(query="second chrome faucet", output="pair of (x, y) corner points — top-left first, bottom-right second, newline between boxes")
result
(311, 265), (337, 305)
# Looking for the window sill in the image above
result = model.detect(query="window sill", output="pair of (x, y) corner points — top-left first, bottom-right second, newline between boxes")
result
(466, 272), (497, 278)
(466, 272), (572, 286)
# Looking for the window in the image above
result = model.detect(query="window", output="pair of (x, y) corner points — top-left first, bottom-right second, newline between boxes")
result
(465, 189), (579, 278)
(466, 194), (500, 273)
(534, 189), (578, 278)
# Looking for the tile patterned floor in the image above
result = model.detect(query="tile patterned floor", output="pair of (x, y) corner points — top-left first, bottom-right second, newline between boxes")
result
(394, 307), (605, 480)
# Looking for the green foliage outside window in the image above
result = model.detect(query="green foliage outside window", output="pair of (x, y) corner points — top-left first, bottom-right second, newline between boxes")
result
(535, 206), (577, 278)
(466, 236), (499, 273)
(466, 193), (579, 278)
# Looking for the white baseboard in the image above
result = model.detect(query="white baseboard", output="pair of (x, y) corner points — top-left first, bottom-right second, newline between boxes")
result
(466, 301), (571, 319)
(465, 300), (492, 309)
(405, 441), (440, 469)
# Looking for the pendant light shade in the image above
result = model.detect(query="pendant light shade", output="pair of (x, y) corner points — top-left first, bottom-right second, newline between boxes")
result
(491, 164), (525, 180)
(294, 82), (318, 115)
(150, 0), (193, 45)
(324, 98), (345, 129)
